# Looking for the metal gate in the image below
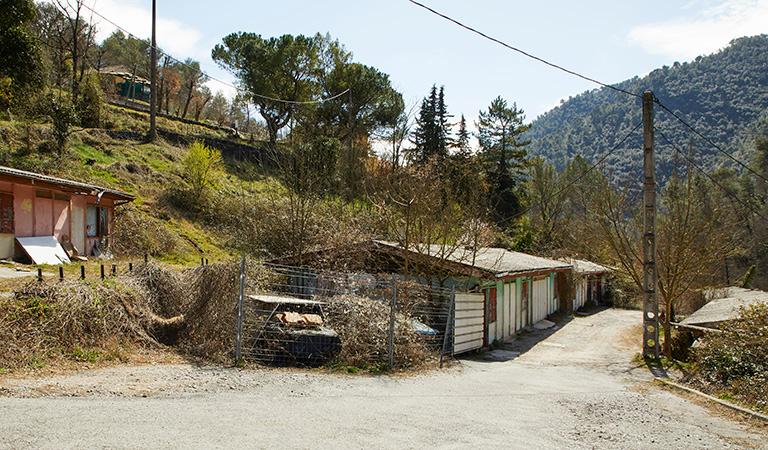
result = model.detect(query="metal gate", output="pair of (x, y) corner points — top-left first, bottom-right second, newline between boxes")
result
(453, 292), (485, 354)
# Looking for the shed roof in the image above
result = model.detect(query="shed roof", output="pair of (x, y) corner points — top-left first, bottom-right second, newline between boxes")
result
(0, 166), (134, 201)
(374, 241), (571, 278)
(565, 258), (613, 275)
(681, 287), (768, 327)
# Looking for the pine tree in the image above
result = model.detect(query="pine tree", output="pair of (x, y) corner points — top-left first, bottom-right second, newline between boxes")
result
(456, 114), (471, 156)
(435, 86), (452, 160)
(477, 96), (531, 226)
(410, 86), (438, 164)
(410, 85), (454, 165)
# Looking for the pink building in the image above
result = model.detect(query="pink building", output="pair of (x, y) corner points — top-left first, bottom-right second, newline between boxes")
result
(0, 166), (134, 261)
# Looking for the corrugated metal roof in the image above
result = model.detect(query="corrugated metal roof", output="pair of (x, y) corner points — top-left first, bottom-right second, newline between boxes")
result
(565, 258), (613, 275)
(681, 287), (768, 326)
(0, 166), (134, 201)
(374, 241), (571, 277)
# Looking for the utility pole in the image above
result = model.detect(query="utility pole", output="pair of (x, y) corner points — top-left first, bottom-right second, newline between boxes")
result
(147, 0), (158, 141)
(642, 90), (660, 360)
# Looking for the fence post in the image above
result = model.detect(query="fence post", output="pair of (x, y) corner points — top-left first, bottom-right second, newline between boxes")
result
(59, 266), (64, 282)
(37, 268), (42, 282)
(80, 265), (85, 280)
(440, 286), (456, 368)
(387, 276), (397, 370)
(235, 255), (246, 364)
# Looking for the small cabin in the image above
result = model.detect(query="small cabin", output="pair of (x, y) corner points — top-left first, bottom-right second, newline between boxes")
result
(99, 66), (151, 102)
(0, 166), (133, 262)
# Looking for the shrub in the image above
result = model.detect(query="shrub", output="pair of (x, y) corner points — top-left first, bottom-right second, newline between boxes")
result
(182, 140), (222, 199)
(46, 94), (77, 156)
(78, 73), (103, 128)
(111, 205), (182, 257)
(692, 303), (768, 411)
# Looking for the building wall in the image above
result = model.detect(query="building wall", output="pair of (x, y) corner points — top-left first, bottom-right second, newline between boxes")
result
(0, 181), (119, 260)
(485, 271), (560, 345)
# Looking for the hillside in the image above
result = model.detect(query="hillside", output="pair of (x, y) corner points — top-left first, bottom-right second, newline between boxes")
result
(527, 35), (768, 185)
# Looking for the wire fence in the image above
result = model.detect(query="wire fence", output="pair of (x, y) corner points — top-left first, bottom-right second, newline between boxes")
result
(236, 261), (455, 370)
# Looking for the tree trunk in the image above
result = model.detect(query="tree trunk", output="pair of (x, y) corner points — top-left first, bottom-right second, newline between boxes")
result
(181, 79), (194, 118)
(663, 298), (672, 357)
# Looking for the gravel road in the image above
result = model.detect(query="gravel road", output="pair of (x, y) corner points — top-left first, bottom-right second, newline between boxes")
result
(1, 309), (764, 449)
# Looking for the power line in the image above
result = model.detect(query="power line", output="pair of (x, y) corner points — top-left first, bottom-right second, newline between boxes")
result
(78, 2), (350, 105)
(656, 127), (768, 223)
(498, 120), (644, 226)
(654, 98), (768, 184)
(406, 0), (641, 99)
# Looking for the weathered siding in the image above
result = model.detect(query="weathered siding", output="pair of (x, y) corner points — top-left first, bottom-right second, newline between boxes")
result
(13, 185), (34, 237)
(70, 197), (86, 254)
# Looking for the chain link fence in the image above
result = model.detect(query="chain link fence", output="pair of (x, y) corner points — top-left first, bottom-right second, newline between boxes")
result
(235, 261), (455, 370)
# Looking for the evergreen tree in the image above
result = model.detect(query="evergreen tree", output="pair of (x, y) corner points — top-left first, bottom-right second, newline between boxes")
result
(0, 0), (44, 103)
(477, 96), (531, 226)
(410, 86), (437, 164)
(456, 114), (471, 156)
(410, 85), (453, 165)
(435, 86), (452, 159)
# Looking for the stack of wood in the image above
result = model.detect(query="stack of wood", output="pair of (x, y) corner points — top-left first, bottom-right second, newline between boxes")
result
(275, 312), (324, 327)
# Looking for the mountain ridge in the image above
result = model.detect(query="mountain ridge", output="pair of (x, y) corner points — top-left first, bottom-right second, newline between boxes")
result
(527, 34), (768, 186)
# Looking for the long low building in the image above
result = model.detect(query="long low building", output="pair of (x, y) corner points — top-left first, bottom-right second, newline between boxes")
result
(272, 240), (574, 348)
(0, 166), (134, 261)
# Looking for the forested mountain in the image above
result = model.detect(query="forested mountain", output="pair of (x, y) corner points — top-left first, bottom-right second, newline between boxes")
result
(527, 35), (768, 186)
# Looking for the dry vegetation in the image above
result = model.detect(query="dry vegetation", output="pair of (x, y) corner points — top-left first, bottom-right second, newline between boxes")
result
(322, 294), (434, 370)
(0, 261), (241, 373)
(685, 304), (768, 413)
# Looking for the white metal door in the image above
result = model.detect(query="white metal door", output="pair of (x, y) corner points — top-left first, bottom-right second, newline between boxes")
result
(532, 278), (549, 324)
(453, 293), (485, 354)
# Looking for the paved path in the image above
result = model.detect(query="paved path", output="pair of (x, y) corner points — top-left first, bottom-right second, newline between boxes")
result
(1, 309), (765, 449)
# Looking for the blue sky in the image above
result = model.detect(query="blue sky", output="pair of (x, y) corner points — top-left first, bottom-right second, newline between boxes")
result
(88, 0), (768, 123)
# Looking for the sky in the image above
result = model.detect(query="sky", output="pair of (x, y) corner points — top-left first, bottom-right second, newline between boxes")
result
(84, 0), (768, 123)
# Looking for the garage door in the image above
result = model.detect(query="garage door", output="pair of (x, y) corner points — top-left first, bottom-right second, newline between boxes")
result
(532, 278), (550, 324)
(453, 293), (485, 354)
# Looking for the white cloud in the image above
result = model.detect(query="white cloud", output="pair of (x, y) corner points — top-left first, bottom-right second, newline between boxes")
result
(203, 78), (238, 99)
(628, 0), (768, 60)
(84, 0), (202, 59)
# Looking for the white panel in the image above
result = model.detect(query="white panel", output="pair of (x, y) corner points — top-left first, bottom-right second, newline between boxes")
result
(15, 236), (70, 265)
(453, 293), (485, 354)
(532, 278), (549, 324)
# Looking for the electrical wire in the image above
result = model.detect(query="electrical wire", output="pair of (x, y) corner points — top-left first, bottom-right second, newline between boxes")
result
(497, 120), (644, 226)
(406, 0), (641, 99)
(656, 127), (768, 223)
(654, 98), (768, 184)
(78, 2), (350, 105)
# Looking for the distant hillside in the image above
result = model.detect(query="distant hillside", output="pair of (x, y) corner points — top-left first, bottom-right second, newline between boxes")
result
(527, 35), (768, 185)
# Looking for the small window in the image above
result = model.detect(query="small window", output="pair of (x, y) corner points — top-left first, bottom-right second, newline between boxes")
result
(0, 193), (13, 234)
(35, 189), (52, 199)
(86, 205), (108, 237)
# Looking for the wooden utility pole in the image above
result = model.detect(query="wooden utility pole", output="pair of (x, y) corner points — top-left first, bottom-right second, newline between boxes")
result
(147, 0), (158, 141)
(642, 90), (660, 359)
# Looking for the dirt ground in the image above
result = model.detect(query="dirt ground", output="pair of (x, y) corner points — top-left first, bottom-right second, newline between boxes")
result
(1, 309), (765, 449)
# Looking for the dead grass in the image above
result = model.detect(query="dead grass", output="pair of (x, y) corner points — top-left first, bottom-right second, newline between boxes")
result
(0, 261), (243, 374)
